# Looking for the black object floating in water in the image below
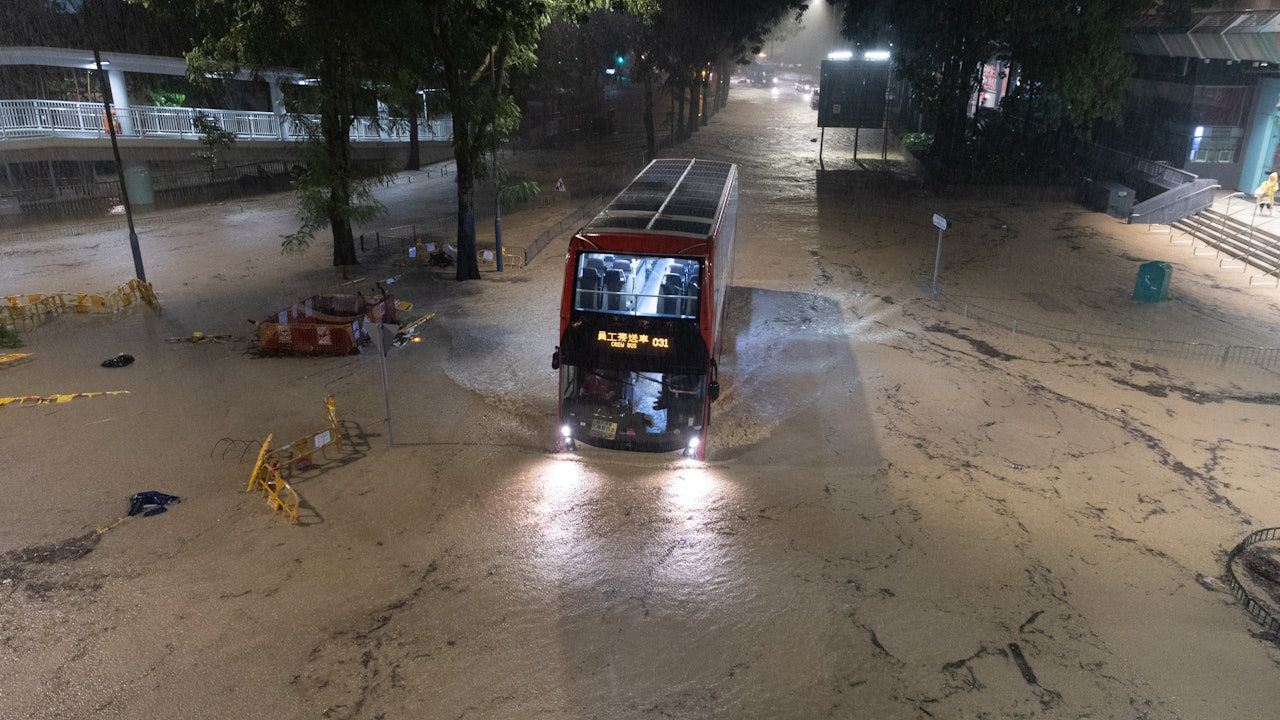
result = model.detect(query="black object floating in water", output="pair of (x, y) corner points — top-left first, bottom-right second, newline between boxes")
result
(127, 491), (181, 517)
(101, 353), (135, 368)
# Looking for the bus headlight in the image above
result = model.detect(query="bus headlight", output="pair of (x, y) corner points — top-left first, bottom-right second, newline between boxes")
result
(559, 424), (576, 452)
(684, 436), (700, 458)
(561, 424), (573, 438)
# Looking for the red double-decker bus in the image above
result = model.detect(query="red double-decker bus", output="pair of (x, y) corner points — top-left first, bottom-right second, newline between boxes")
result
(552, 158), (738, 459)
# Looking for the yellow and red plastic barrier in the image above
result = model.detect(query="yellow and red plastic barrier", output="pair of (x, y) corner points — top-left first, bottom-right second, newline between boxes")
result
(4, 279), (159, 331)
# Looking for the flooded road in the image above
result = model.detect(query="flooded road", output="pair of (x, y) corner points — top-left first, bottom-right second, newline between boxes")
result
(2, 86), (1279, 719)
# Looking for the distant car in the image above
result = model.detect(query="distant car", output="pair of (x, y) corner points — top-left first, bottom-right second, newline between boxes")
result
(794, 82), (812, 94)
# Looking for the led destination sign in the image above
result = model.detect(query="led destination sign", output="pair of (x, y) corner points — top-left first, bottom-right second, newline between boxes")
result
(597, 331), (670, 350)
(562, 315), (706, 374)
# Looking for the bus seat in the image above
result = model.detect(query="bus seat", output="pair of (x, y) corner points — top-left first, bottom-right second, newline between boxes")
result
(604, 269), (627, 311)
(577, 268), (603, 309)
(585, 257), (607, 276)
(659, 280), (683, 315)
(683, 280), (699, 316)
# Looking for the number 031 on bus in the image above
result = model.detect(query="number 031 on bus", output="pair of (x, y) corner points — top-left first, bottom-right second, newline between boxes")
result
(552, 158), (738, 460)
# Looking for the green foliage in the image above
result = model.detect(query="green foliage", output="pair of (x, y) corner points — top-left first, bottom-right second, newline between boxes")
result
(0, 325), (22, 349)
(151, 0), (411, 265)
(147, 87), (187, 107)
(280, 122), (389, 254)
(498, 179), (542, 208)
(192, 112), (236, 167)
(900, 132), (932, 156)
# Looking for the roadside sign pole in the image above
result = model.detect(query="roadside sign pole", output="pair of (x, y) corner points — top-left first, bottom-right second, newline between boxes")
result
(931, 213), (948, 296)
(374, 323), (395, 446)
(380, 348), (393, 446)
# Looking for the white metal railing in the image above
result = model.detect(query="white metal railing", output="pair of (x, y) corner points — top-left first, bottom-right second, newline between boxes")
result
(0, 99), (452, 142)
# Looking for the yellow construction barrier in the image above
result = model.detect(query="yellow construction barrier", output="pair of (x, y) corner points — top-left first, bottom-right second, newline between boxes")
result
(0, 390), (129, 408)
(4, 279), (159, 331)
(266, 394), (342, 473)
(0, 352), (32, 367)
(246, 433), (301, 524)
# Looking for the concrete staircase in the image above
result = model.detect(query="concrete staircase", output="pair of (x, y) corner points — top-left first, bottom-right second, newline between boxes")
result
(1172, 209), (1280, 285)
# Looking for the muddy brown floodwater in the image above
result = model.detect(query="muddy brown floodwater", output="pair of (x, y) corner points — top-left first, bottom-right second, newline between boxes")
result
(2, 86), (1280, 719)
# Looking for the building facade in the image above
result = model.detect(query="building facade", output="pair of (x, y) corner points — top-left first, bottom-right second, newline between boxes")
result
(1117, 5), (1280, 193)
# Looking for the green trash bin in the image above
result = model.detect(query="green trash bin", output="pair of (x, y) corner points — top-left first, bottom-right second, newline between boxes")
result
(1133, 261), (1171, 303)
(123, 164), (155, 206)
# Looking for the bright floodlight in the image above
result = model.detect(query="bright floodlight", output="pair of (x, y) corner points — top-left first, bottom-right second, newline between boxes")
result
(864, 50), (891, 61)
(827, 50), (854, 61)
(561, 424), (573, 438)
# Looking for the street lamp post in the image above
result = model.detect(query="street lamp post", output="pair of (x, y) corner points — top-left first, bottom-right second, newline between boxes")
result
(93, 49), (146, 283)
(491, 61), (504, 273)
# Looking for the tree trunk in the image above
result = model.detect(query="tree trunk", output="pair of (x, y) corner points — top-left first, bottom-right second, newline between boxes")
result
(321, 78), (358, 268)
(452, 112), (481, 281)
(700, 78), (709, 126)
(675, 79), (686, 141)
(643, 72), (656, 161)
(406, 96), (421, 171)
(686, 75), (699, 136)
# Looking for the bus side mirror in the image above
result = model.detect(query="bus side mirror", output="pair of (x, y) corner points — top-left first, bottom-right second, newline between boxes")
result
(708, 380), (720, 401)
(551, 349), (561, 370)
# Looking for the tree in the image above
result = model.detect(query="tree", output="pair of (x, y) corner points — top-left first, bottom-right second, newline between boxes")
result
(647, 0), (806, 142)
(148, 0), (408, 268)
(416, 1), (652, 282)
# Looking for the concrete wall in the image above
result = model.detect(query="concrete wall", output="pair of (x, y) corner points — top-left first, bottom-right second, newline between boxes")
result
(1238, 78), (1280, 193)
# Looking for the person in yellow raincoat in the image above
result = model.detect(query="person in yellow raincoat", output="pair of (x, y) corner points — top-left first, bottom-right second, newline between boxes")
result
(1255, 170), (1278, 214)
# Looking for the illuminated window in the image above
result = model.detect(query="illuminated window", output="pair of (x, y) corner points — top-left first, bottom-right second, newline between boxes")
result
(574, 252), (701, 319)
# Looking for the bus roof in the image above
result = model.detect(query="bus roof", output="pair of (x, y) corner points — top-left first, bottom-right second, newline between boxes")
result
(583, 158), (735, 238)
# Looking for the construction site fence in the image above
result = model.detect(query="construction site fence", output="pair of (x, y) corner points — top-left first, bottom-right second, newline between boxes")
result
(1225, 527), (1280, 637)
(926, 281), (1280, 373)
(3, 279), (159, 332)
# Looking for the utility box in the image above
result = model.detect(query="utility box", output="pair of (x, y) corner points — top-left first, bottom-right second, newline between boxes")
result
(1081, 179), (1134, 219)
(1133, 261), (1172, 303)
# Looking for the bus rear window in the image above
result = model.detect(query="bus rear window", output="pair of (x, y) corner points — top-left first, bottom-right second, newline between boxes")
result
(574, 252), (701, 319)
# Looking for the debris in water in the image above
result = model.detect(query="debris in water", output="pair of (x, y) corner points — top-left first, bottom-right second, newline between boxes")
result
(1007, 642), (1038, 685)
(127, 491), (181, 517)
(1196, 574), (1225, 592)
(1019, 610), (1044, 633)
(101, 353), (135, 368)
